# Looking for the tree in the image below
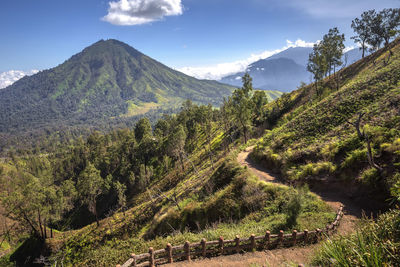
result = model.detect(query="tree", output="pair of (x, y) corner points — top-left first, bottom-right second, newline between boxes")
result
(351, 10), (377, 58)
(138, 134), (157, 175)
(77, 163), (108, 226)
(321, 27), (345, 76)
(167, 124), (187, 171)
(220, 97), (234, 151)
(346, 113), (382, 173)
(0, 163), (76, 239)
(231, 73), (253, 144)
(197, 104), (215, 169)
(134, 117), (152, 143)
(361, 8), (400, 54)
(378, 8), (400, 54)
(113, 181), (127, 215)
(251, 90), (268, 126)
(307, 43), (327, 96)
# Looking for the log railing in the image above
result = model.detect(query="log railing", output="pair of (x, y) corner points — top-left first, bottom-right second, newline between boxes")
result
(117, 205), (344, 267)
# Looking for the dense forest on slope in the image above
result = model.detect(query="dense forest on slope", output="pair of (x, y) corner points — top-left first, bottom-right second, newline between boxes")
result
(0, 39), (282, 154)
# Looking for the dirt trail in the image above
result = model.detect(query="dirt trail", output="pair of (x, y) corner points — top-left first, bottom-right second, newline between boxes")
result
(164, 146), (367, 267)
(238, 146), (363, 236)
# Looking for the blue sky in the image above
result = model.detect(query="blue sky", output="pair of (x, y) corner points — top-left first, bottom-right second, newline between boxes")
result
(1, 0), (399, 78)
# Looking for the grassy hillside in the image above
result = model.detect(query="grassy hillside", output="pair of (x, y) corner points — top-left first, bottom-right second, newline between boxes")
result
(252, 38), (400, 196)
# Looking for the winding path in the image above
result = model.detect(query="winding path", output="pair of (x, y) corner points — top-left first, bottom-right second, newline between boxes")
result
(165, 146), (377, 266)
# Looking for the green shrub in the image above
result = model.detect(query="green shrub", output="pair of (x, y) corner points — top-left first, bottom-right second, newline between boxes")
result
(341, 149), (367, 169)
(389, 173), (400, 203)
(361, 168), (380, 184)
(294, 162), (336, 180)
(320, 140), (340, 161)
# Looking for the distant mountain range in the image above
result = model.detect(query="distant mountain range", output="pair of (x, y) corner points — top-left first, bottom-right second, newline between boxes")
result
(220, 47), (364, 92)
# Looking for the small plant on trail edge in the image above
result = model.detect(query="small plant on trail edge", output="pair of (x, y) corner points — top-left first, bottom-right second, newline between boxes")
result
(285, 185), (308, 228)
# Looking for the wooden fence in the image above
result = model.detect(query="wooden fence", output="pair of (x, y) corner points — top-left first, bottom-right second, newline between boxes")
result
(117, 205), (344, 267)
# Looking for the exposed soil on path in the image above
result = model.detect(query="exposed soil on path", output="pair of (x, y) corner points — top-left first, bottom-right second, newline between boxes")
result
(164, 146), (376, 267)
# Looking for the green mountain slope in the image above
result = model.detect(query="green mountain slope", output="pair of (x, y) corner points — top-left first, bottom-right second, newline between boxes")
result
(0, 39), (234, 129)
(0, 39), (282, 153)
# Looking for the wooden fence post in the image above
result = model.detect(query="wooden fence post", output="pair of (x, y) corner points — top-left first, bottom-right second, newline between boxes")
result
(304, 229), (308, 244)
(166, 243), (173, 263)
(264, 230), (270, 249)
(116, 265), (121, 267)
(235, 235), (240, 254)
(292, 230), (297, 246)
(250, 234), (256, 251)
(219, 236), (224, 255)
(184, 241), (191, 262)
(279, 230), (284, 247)
(201, 238), (206, 257)
(149, 247), (155, 267)
(131, 253), (137, 267)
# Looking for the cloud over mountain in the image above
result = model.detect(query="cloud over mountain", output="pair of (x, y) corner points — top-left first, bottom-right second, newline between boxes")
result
(178, 39), (315, 80)
(0, 70), (39, 89)
(103, 0), (183, 25)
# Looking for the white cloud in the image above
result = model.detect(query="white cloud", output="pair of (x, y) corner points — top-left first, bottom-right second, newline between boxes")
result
(0, 70), (39, 89)
(102, 0), (183, 26)
(178, 39), (316, 80)
(344, 46), (356, 53)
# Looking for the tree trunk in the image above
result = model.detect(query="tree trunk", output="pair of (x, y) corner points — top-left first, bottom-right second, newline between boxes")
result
(362, 42), (365, 58)
(179, 151), (185, 171)
(243, 126), (248, 144)
(95, 213), (99, 227)
(366, 134), (383, 172)
(43, 219), (47, 239)
(38, 209), (44, 239)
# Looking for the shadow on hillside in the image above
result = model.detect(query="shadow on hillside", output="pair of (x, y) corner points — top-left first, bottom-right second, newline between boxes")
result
(308, 180), (389, 219)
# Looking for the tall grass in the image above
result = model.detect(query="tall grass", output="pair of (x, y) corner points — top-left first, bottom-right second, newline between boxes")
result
(313, 209), (400, 267)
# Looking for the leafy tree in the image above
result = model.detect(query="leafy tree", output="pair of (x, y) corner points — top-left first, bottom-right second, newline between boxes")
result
(232, 73), (253, 144)
(220, 97), (234, 151)
(251, 90), (268, 125)
(76, 163), (109, 226)
(167, 124), (187, 171)
(378, 9), (400, 48)
(351, 10), (376, 58)
(358, 8), (400, 54)
(0, 164), (75, 239)
(138, 134), (157, 175)
(113, 181), (127, 215)
(321, 27), (345, 75)
(307, 43), (327, 96)
(134, 117), (152, 143)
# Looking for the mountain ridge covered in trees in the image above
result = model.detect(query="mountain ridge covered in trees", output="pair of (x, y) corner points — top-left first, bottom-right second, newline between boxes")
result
(0, 39), (282, 154)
